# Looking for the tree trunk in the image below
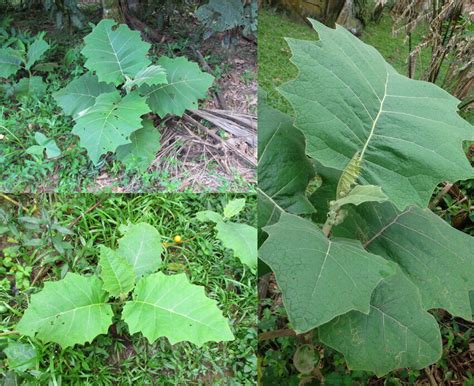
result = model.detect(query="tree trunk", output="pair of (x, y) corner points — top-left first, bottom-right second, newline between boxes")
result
(102, 0), (125, 22)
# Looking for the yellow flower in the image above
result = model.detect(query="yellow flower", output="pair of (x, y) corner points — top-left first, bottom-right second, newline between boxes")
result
(173, 235), (182, 243)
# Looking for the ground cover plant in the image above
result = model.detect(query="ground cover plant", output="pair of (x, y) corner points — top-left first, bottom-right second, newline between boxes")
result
(258, 7), (474, 385)
(0, 193), (257, 384)
(0, 3), (256, 193)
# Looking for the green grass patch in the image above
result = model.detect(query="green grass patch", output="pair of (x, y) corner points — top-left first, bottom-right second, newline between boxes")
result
(0, 193), (257, 385)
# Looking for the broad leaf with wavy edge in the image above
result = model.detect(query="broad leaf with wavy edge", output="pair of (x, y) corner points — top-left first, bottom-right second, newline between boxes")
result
(71, 90), (150, 165)
(117, 222), (163, 278)
(0, 48), (22, 78)
(26, 34), (49, 70)
(332, 202), (474, 320)
(17, 273), (113, 348)
(98, 245), (135, 298)
(319, 267), (442, 376)
(141, 56), (214, 118)
(259, 212), (395, 332)
(53, 72), (115, 118)
(280, 20), (473, 210)
(82, 19), (151, 86)
(116, 118), (161, 171)
(122, 272), (234, 346)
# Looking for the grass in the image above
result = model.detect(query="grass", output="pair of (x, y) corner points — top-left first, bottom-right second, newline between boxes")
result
(0, 193), (257, 385)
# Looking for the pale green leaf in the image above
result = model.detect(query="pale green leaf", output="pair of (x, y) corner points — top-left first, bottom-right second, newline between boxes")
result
(124, 65), (167, 90)
(122, 272), (234, 345)
(31, 131), (61, 158)
(223, 198), (246, 219)
(0, 48), (22, 78)
(71, 91), (150, 165)
(17, 273), (113, 348)
(333, 202), (474, 320)
(259, 212), (395, 333)
(334, 185), (388, 208)
(118, 222), (163, 278)
(280, 20), (473, 210)
(215, 221), (257, 272)
(13, 76), (46, 98)
(4, 343), (38, 372)
(25, 34), (50, 70)
(116, 118), (161, 171)
(319, 267), (442, 376)
(98, 245), (135, 298)
(141, 56), (214, 118)
(82, 19), (151, 86)
(53, 72), (115, 118)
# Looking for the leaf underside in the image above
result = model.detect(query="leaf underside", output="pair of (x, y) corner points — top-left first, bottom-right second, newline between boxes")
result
(17, 273), (113, 348)
(259, 212), (395, 333)
(280, 20), (473, 210)
(122, 272), (234, 346)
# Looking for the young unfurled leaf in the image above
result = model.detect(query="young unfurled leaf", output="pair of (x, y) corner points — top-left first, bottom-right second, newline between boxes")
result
(98, 245), (135, 298)
(81, 19), (151, 86)
(115, 118), (161, 171)
(280, 20), (473, 210)
(122, 272), (234, 346)
(72, 91), (150, 165)
(319, 267), (442, 376)
(216, 221), (257, 272)
(118, 222), (163, 278)
(223, 198), (246, 219)
(124, 65), (168, 90)
(17, 273), (113, 348)
(25, 34), (50, 71)
(195, 210), (223, 223)
(259, 212), (395, 333)
(26, 132), (61, 159)
(141, 56), (214, 118)
(332, 185), (387, 208)
(53, 72), (115, 118)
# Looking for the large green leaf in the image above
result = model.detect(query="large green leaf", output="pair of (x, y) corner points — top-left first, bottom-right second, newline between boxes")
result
(13, 76), (47, 98)
(333, 202), (474, 320)
(25, 34), (50, 70)
(98, 245), (135, 298)
(216, 221), (257, 272)
(17, 273), (113, 348)
(0, 48), (22, 78)
(82, 19), (151, 86)
(280, 20), (473, 210)
(319, 268), (442, 376)
(141, 56), (214, 118)
(122, 272), (234, 346)
(258, 92), (315, 217)
(53, 72), (115, 118)
(115, 118), (161, 171)
(117, 222), (163, 278)
(259, 212), (395, 333)
(124, 65), (167, 90)
(71, 90), (150, 165)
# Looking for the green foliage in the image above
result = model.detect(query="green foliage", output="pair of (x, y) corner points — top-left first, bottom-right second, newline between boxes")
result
(197, 198), (257, 272)
(54, 19), (213, 168)
(16, 222), (233, 349)
(3, 343), (38, 372)
(196, 0), (257, 40)
(258, 20), (474, 377)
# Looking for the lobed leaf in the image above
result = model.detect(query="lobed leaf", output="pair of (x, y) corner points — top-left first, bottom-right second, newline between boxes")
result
(122, 272), (234, 345)
(141, 56), (214, 118)
(259, 212), (395, 332)
(280, 20), (473, 210)
(71, 90), (150, 165)
(82, 19), (151, 86)
(25, 34), (50, 70)
(98, 245), (135, 298)
(17, 273), (113, 348)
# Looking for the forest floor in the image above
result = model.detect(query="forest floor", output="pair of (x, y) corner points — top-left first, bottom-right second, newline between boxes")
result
(0, 193), (257, 384)
(0, 5), (257, 193)
(258, 7), (473, 386)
